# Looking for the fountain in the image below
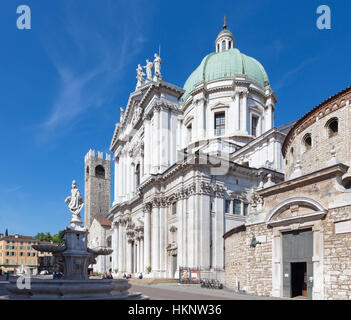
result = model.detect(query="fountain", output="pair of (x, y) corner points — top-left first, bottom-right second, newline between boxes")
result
(5, 181), (145, 300)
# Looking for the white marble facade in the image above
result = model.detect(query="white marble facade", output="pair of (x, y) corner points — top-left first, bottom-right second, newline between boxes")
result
(107, 27), (292, 279)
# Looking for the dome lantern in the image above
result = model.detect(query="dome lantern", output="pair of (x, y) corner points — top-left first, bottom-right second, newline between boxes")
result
(215, 16), (235, 53)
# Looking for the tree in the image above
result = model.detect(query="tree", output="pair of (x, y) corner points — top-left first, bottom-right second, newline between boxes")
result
(52, 230), (65, 244)
(34, 230), (65, 244)
(34, 232), (52, 242)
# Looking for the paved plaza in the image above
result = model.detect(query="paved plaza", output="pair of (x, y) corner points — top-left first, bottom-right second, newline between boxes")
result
(0, 275), (286, 300)
(129, 282), (286, 300)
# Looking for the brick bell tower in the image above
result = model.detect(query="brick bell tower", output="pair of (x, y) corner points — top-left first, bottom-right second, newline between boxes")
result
(84, 149), (111, 230)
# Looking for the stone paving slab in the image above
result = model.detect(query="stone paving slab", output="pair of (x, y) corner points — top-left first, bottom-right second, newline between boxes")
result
(131, 282), (288, 300)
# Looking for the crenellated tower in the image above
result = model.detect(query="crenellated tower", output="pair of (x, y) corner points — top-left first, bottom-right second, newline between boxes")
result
(84, 149), (111, 229)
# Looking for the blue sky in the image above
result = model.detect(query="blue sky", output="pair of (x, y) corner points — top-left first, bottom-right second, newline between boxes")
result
(0, 0), (350, 236)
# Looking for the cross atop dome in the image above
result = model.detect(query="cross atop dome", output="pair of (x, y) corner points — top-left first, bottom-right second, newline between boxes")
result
(215, 16), (235, 53)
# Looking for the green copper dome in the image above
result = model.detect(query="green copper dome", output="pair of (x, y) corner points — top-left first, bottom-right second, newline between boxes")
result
(182, 48), (270, 100)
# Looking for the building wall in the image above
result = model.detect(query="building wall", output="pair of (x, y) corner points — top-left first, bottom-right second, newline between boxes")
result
(285, 92), (351, 179)
(0, 236), (39, 274)
(323, 206), (351, 300)
(87, 219), (112, 274)
(224, 229), (247, 291)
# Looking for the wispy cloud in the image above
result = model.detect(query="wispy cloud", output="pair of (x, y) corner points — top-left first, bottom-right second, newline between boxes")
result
(0, 186), (22, 193)
(274, 56), (318, 91)
(37, 2), (149, 142)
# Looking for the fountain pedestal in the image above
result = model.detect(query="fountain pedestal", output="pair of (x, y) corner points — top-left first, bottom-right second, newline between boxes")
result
(4, 180), (147, 299)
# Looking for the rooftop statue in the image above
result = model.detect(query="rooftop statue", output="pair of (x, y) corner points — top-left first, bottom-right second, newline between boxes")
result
(144, 59), (153, 81)
(136, 64), (145, 88)
(153, 53), (162, 81)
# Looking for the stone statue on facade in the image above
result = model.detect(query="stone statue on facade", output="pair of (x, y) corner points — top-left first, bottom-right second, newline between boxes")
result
(144, 59), (153, 81)
(153, 53), (162, 81)
(120, 107), (124, 123)
(136, 64), (145, 89)
(65, 180), (84, 230)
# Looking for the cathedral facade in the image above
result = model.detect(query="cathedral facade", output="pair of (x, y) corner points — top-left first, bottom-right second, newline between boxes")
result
(102, 25), (293, 280)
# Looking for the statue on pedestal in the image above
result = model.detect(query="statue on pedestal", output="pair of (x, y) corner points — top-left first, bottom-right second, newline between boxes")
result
(144, 59), (153, 81)
(120, 107), (124, 123)
(136, 64), (145, 89)
(153, 53), (162, 81)
(65, 180), (84, 230)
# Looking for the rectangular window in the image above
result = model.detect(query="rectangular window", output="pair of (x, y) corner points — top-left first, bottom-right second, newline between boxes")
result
(225, 200), (231, 214)
(252, 116), (259, 137)
(172, 203), (177, 215)
(214, 112), (225, 136)
(233, 200), (241, 215)
(243, 203), (249, 216)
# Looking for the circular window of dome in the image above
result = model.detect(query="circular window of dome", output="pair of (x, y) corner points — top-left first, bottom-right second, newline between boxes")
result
(342, 176), (351, 189)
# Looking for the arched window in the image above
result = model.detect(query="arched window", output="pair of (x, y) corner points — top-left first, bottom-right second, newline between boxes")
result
(251, 116), (259, 137)
(342, 177), (351, 189)
(187, 123), (192, 143)
(95, 165), (105, 178)
(221, 40), (226, 51)
(326, 118), (338, 137)
(290, 147), (294, 155)
(228, 40), (232, 49)
(303, 133), (312, 151)
(217, 43), (220, 52)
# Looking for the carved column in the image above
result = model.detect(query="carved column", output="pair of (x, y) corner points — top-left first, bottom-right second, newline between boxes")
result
(160, 106), (169, 172)
(199, 182), (212, 270)
(214, 185), (226, 270)
(114, 157), (119, 203)
(144, 116), (151, 176)
(152, 106), (160, 174)
(159, 199), (167, 276)
(140, 233), (144, 273)
(234, 91), (240, 131)
(176, 190), (184, 268)
(126, 238), (133, 273)
(143, 204), (151, 272)
(112, 221), (119, 272)
(241, 90), (248, 134)
(151, 198), (160, 275)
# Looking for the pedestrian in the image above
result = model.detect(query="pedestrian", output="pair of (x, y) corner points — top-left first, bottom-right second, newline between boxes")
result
(108, 271), (113, 279)
(6, 271), (10, 281)
(139, 272), (143, 279)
